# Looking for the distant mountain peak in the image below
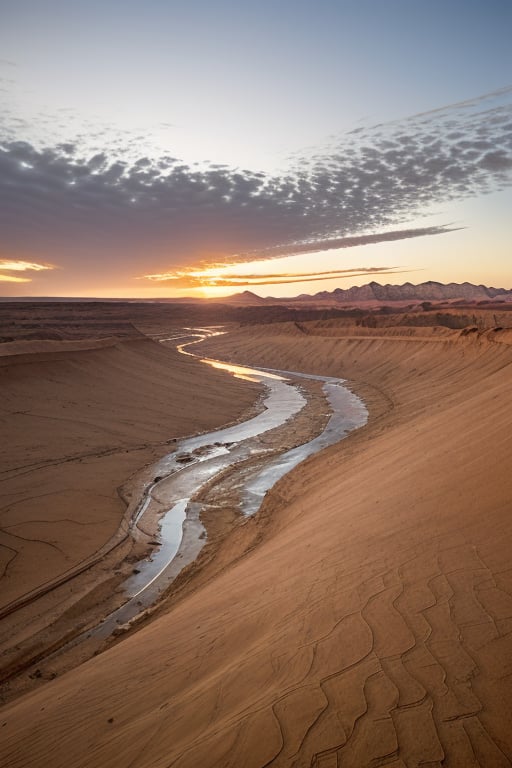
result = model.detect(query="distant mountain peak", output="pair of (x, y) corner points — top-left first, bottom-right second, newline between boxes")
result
(215, 289), (268, 305)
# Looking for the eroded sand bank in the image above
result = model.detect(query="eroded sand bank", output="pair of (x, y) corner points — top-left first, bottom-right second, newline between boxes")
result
(2, 323), (512, 767)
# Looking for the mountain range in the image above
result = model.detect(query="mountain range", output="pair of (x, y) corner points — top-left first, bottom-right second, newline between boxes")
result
(222, 281), (512, 306)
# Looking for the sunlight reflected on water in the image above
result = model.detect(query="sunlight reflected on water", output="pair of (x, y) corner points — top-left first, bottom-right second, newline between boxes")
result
(201, 358), (286, 382)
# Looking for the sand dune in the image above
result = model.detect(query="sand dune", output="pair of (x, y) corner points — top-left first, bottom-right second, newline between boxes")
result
(1, 323), (512, 766)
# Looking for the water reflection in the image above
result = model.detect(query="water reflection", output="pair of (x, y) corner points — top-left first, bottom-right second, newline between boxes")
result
(201, 358), (285, 382)
(81, 327), (367, 640)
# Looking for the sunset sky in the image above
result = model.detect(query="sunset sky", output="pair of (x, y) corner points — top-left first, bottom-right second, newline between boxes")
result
(1, 0), (511, 298)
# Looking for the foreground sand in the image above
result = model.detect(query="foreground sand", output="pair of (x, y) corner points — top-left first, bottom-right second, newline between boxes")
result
(2, 322), (512, 766)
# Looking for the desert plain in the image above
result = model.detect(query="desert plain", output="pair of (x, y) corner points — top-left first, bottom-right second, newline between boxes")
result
(1, 299), (512, 767)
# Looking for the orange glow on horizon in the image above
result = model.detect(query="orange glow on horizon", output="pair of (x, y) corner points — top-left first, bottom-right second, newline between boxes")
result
(140, 260), (409, 296)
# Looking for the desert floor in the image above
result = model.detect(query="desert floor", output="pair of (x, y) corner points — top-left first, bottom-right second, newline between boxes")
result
(1, 318), (512, 767)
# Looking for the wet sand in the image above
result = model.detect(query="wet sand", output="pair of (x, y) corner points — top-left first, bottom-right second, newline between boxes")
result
(2, 322), (512, 766)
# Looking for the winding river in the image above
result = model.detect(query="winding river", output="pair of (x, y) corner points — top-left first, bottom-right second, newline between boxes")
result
(83, 328), (368, 639)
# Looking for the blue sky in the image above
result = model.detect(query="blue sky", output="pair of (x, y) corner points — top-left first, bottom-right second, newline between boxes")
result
(0, 0), (511, 296)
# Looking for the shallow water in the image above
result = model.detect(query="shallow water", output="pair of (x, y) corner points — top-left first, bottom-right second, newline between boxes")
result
(242, 374), (368, 514)
(84, 331), (367, 638)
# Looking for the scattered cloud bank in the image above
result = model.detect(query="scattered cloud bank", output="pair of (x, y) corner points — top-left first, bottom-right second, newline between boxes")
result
(0, 89), (511, 285)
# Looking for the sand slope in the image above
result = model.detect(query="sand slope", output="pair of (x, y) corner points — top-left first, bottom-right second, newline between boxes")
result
(0, 337), (258, 607)
(1, 324), (512, 766)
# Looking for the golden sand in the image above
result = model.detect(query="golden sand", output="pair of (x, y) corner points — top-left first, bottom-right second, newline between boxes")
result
(1, 322), (512, 766)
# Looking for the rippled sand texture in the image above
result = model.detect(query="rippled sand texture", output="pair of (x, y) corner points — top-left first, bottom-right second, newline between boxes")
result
(2, 322), (512, 767)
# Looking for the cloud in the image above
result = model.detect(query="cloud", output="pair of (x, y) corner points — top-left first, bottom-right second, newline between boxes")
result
(0, 274), (30, 283)
(143, 265), (408, 288)
(239, 225), (462, 260)
(0, 88), (510, 284)
(0, 259), (53, 271)
(0, 259), (54, 283)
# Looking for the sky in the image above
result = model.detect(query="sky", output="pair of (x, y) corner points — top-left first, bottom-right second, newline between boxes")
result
(0, 0), (511, 298)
